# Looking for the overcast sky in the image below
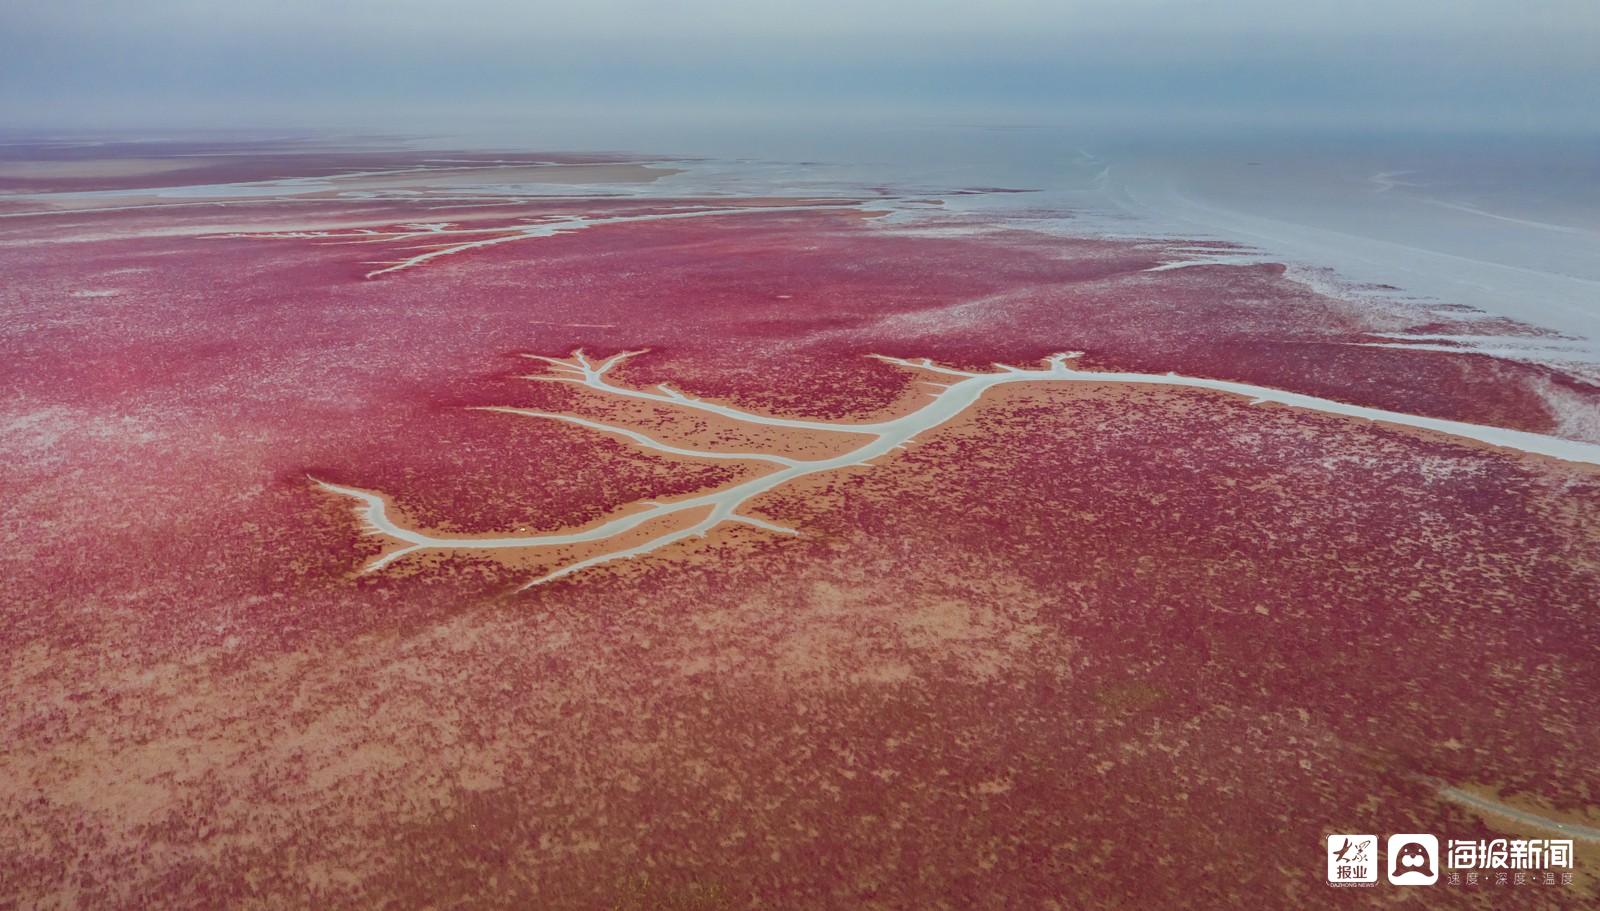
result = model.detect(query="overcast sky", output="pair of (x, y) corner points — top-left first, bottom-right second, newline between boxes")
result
(2, 0), (1596, 133)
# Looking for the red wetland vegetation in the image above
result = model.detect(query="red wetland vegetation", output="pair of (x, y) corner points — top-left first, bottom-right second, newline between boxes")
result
(1, 140), (1597, 908)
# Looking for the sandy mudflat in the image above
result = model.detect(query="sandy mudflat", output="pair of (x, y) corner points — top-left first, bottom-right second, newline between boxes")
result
(393, 163), (682, 186)
(0, 157), (227, 179)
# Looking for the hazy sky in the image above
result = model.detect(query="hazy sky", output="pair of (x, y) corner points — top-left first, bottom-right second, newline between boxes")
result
(2, 0), (1596, 132)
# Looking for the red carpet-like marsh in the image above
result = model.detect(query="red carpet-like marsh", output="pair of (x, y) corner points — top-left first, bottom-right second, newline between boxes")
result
(3, 140), (1597, 909)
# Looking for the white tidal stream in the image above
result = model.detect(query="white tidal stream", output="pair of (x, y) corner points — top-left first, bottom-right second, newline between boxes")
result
(318, 349), (1600, 589)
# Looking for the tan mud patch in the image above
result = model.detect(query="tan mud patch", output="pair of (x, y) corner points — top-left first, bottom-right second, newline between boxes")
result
(488, 391), (875, 462)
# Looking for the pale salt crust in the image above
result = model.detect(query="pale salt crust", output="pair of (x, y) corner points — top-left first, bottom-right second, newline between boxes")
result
(15, 145), (1596, 439)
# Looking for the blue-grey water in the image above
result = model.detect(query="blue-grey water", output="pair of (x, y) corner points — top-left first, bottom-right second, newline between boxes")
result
(437, 121), (1599, 361)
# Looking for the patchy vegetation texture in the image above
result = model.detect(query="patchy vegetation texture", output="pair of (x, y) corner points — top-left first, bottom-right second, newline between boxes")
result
(2, 139), (1597, 909)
